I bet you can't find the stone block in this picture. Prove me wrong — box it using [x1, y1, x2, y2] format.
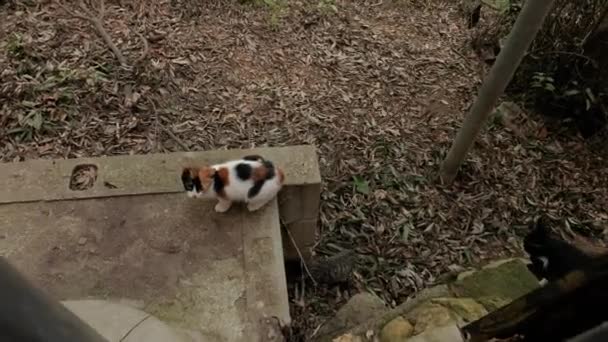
[406, 323, 464, 342]
[380, 316, 414, 342]
[405, 302, 455, 335]
[314, 292, 388, 342]
[450, 259, 539, 306]
[282, 219, 318, 261]
[279, 184, 321, 224]
[279, 183, 321, 262]
[430, 298, 487, 325]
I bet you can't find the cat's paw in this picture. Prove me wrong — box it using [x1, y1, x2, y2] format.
[214, 201, 232, 213]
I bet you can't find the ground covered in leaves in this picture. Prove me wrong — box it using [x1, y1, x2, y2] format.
[1, 0, 608, 340]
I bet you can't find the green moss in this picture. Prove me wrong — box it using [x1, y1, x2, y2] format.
[450, 259, 539, 302]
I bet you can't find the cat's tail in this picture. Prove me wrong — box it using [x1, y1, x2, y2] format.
[242, 155, 265, 162]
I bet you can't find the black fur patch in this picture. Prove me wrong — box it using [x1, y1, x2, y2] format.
[524, 220, 593, 281]
[235, 163, 253, 181]
[181, 169, 202, 192]
[248, 180, 265, 198]
[243, 155, 264, 162]
[247, 160, 277, 199]
[212, 172, 224, 194]
[262, 160, 275, 179]
[181, 170, 193, 191]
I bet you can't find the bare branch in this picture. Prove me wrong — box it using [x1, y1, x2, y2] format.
[134, 30, 149, 64]
[56, 1, 88, 21]
[91, 18, 128, 66]
[77, 0, 94, 19]
[56, 0, 127, 66]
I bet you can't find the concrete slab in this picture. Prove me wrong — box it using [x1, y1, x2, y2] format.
[62, 299, 185, 342]
[0, 184, 289, 341]
[0, 145, 322, 262]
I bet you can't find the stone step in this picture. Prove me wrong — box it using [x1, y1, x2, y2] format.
[0, 146, 322, 341]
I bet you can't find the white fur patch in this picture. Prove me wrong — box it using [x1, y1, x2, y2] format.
[539, 256, 549, 270]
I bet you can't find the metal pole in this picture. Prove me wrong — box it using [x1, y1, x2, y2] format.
[0, 257, 108, 342]
[439, 0, 556, 184]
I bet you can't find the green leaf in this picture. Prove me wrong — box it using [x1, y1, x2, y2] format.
[30, 111, 43, 130]
[21, 100, 37, 108]
[401, 222, 413, 243]
[585, 88, 596, 103]
[563, 89, 580, 96]
[353, 176, 370, 195]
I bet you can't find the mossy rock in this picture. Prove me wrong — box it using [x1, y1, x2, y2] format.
[476, 296, 512, 312]
[431, 297, 488, 323]
[450, 259, 539, 303]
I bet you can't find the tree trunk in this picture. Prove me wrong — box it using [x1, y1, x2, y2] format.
[439, 0, 557, 184]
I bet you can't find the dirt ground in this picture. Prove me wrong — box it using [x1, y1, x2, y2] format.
[1, 0, 608, 340]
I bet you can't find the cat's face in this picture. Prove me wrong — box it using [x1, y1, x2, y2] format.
[181, 166, 215, 198]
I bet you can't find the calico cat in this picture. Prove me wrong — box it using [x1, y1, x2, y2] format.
[181, 155, 285, 213]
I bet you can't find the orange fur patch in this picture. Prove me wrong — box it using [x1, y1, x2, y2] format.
[252, 166, 269, 182]
[217, 167, 230, 186]
[198, 167, 215, 191]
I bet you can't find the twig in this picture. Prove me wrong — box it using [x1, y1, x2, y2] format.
[281, 222, 317, 286]
[161, 126, 189, 151]
[134, 30, 149, 63]
[582, 4, 608, 46]
[56, 0, 128, 66]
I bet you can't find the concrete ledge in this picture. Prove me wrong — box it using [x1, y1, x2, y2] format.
[0, 145, 320, 204]
[62, 299, 185, 342]
[0, 145, 321, 262]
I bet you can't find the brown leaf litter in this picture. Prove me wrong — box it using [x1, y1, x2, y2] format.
[1, 0, 608, 340]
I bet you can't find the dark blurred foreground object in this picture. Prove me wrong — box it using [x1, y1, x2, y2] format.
[567, 322, 608, 342]
[462, 222, 608, 342]
[0, 257, 108, 342]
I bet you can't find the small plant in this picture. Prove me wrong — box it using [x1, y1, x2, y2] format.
[7, 108, 47, 142]
[353, 176, 370, 195]
[318, 0, 338, 14]
[6, 33, 25, 58]
[530, 72, 556, 92]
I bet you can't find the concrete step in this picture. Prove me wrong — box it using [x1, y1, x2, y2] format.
[0, 146, 321, 342]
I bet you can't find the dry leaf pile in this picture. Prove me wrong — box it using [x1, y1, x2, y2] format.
[1, 0, 608, 340]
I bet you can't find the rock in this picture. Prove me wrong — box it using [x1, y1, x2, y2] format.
[476, 296, 511, 312]
[412, 285, 453, 303]
[332, 333, 363, 342]
[450, 258, 539, 307]
[380, 316, 414, 342]
[430, 298, 487, 324]
[406, 323, 464, 342]
[78, 237, 87, 245]
[315, 292, 388, 342]
[406, 303, 455, 335]
[481, 0, 510, 11]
